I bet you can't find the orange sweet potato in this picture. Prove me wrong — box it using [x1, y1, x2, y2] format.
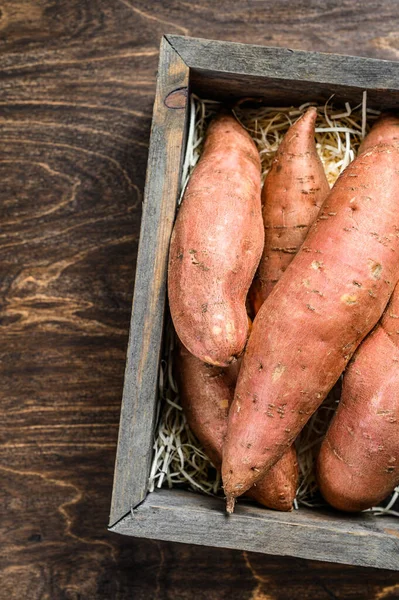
[316, 285, 399, 511]
[316, 115, 399, 512]
[245, 446, 298, 510]
[222, 143, 399, 511]
[177, 342, 298, 510]
[245, 111, 328, 504]
[168, 113, 264, 367]
[177, 342, 237, 469]
[358, 113, 399, 154]
[250, 107, 330, 313]
[245, 108, 329, 501]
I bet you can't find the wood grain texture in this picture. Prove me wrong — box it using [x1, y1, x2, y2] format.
[2, 0, 399, 597]
[168, 34, 399, 109]
[112, 489, 399, 571]
[109, 37, 188, 527]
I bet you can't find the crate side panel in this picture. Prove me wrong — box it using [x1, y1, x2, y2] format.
[166, 35, 399, 109]
[191, 71, 399, 111]
[109, 39, 189, 526]
[168, 35, 399, 92]
[111, 489, 399, 571]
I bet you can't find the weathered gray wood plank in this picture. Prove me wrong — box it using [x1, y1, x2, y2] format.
[168, 35, 399, 109]
[167, 34, 399, 88]
[109, 38, 189, 527]
[111, 488, 399, 571]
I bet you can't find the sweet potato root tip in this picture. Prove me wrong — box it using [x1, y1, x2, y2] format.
[226, 495, 236, 514]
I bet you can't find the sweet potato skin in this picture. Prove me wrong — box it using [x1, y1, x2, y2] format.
[168, 113, 264, 367]
[177, 342, 298, 510]
[246, 111, 327, 505]
[222, 143, 399, 504]
[316, 118, 399, 512]
[245, 445, 298, 510]
[359, 113, 399, 154]
[316, 289, 399, 511]
[177, 342, 236, 469]
[250, 107, 330, 313]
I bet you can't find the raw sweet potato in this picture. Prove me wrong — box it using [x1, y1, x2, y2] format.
[316, 284, 399, 511]
[168, 113, 264, 367]
[222, 143, 399, 511]
[250, 107, 330, 313]
[177, 342, 298, 510]
[358, 113, 399, 154]
[177, 342, 237, 469]
[245, 446, 298, 510]
[245, 111, 328, 504]
[316, 116, 399, 512]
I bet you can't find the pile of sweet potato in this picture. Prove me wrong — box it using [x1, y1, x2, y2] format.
[168, 106, 399, 514]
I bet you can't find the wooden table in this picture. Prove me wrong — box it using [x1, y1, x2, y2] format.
[1, 1, 399, 597]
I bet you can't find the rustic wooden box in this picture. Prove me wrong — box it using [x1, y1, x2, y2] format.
[109, 35, 399, 570]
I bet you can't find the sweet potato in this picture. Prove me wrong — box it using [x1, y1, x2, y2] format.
[316, 115, 399, 512]
[250, 107, 330, 313]
[316, 285, 399, 511]
[245, 109, 328, 508]
[177, 342, 237, 469]
[359, 113, 399, 154]
[245, 111, 328, 504]
[245, 446, 298, 510]
[222, 143, 399, 512]
[177, 342, 298, 510]
[168, 112, 264, 367]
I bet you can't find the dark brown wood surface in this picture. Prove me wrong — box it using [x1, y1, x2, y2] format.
[1, 1, 399, 598]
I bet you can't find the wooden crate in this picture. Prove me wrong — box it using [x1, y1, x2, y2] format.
[109, 35, 399, 570]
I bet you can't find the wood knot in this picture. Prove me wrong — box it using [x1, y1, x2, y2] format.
[164, 87, 188, 109]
